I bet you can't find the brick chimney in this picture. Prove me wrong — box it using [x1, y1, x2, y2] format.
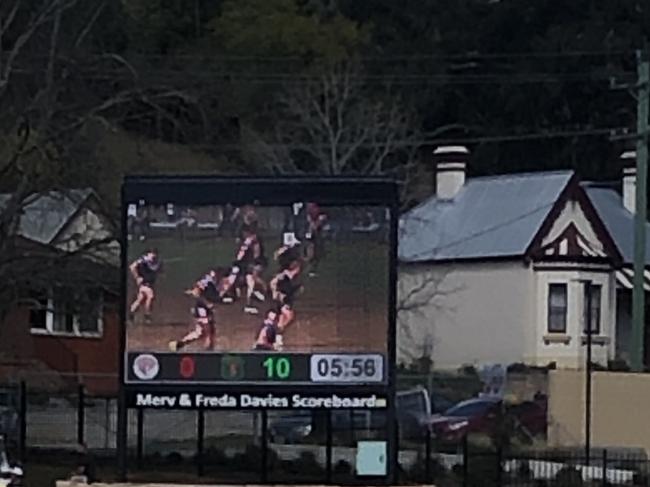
[434, 145, 469, 200]
[621, 149, 636, 214]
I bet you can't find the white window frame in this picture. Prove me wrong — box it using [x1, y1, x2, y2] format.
[29, 289, 104, 338]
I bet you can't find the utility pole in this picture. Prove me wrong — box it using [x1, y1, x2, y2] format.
[632, 47, 649, 372]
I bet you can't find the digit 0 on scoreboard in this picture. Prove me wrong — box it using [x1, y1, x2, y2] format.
[309, 354, 384, 383]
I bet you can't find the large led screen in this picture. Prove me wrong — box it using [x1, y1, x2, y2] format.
[122, 178, 395, 388]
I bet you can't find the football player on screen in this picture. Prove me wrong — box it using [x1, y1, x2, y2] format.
[252, 308, 280, 351]
[128, 248, 161, 324]
[304, 202, 327, 277]
[220, 224, 268, 311]
[270, 238, 303, 350]
[168, 287, 216, 351]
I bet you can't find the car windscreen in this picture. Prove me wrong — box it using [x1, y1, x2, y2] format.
[397, 391, 427, 414]
[444, 401, 495, 417]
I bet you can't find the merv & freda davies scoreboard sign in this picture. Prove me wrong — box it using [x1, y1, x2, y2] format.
[128, 391, 388, 409]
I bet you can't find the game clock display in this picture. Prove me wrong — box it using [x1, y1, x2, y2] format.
[127, 352, 385, 384]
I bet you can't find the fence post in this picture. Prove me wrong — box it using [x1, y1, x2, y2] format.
[196, 410, 205, 477]
[136, 408, 144, 469]
[602, 449, 608, 487]
[77, 384, 85, 445]
[425, 427, 432, 483]
[326, 410, 333, 484]
[18, 381, 27, 462]
[496, 445, 503, 487]
[462, 435, 469, 487]
[260, 410, 268, 483]
[394, 418, 400, 483]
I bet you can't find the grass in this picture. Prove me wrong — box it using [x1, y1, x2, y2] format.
[128, 234, 388, 302]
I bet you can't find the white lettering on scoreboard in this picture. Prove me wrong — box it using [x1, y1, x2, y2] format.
[135, 392, 387, 409]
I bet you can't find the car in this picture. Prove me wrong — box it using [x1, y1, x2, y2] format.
[268, 387, 451, 443]
[268, 410, 379, 444]
[428, 397, 502, 442]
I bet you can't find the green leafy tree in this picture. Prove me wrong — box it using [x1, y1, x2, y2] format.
[209, 0, 368, 62]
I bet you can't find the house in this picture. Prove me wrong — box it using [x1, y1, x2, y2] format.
[398, 146, 650, 370]
[0, 189, 120, 395]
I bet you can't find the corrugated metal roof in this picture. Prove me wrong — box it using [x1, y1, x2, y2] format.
[583, 183, 650, 266]
[0, 189, 94, 244]
[399, 170, 574, 262]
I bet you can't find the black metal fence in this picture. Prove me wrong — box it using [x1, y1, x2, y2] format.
[5, 379, 650, 485]
[397, 434, 649, 486]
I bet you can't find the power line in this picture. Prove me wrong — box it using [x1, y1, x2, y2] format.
[121, 49, 635, 62]
[187, 127, 625, 151]
[19, 69, 632, 86]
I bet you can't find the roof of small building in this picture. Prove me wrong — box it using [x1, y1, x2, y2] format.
[399, 170, 574, 262]
[0, 188, 94, 245]
[582, 183, 650, 265]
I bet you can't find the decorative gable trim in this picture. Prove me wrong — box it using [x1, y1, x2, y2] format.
[526, 175, 622, 264]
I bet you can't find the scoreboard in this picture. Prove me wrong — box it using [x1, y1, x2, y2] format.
[127, 352, 385, 384]
[120, 177, 397, 410]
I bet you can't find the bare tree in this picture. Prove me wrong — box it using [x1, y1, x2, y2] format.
[397, 266, 463, 368]
[242, 63, 421, 183]
[0, 0, 199, 319]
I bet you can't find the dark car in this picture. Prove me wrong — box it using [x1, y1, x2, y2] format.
[268, 410, 379, 444]
[428, 397, 501, 442]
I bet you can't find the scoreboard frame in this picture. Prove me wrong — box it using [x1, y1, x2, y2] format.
[116, 176, 398, 483]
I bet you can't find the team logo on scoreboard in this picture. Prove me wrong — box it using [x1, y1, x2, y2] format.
[133, 354, 160, 380]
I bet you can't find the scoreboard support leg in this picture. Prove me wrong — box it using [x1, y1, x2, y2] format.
[260, 409, 268, 483]
[136, 409, 144, 469]
[326, 410, 333, 484]
[387, 401, 398, 485]
[116, 388, 128, 482]
[196, 410, 205, 477]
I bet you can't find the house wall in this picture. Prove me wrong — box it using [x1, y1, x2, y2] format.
[548, 370, 650, 454]
[397, 260, 535, 369]
[0, 305, 119, 395]
[398, 260, 617, 370]
[532, 264, 616, 368]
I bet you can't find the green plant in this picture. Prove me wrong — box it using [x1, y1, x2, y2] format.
[554, 466, 583, 487]
[333, 459, 352, 475]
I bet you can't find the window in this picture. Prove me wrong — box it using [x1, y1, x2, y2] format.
[29, 288, 103, 337]
[583, 284, 602, 335]
[28, 292, 48, 330]
[547, 283, 567, 333]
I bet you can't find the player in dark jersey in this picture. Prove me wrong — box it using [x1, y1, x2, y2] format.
[269, 255, 303, 350]
[253, 308, 279, 351]
[185, 268, 224, 305]
[128, 249, 161, 324]
[168, 287, 216, 351]
[219, 225, 267, 310]
[241, 226, 268, 314]
[304, 202, 327, 277]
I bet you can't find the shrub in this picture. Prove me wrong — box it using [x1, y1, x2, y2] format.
[333, 459, 352, 475]
[554, 466, 583, 487]
[164, 451, 183, 465]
